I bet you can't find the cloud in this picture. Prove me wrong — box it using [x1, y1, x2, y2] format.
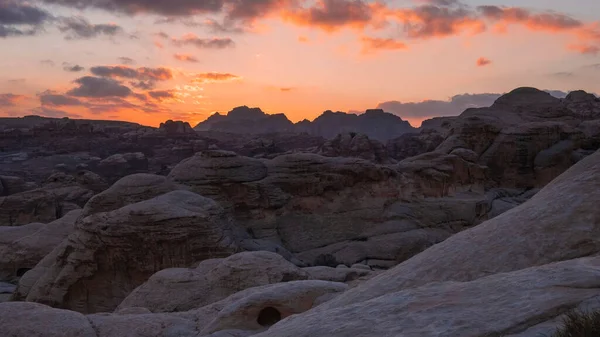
[568, 44, 599, 55]
[7, 78, 26, 84]
[377, 93, 502, 118]
[90, 66, 173, 81]
[147, 90, 179, 102]
[476, 57, 491, 66]
[63, 63, 85, 72]
[118, 57, 135, 65]
[40, 59, 55, 66]
[171, 33, 235, 49]
[39, 92, 84, 106]
[0, 2, 51, 38]
[191, 72, 242, 84]
[280, 87, 294, 92]
[477, 6, 582, 32]
[156, 17, 246, 33]
[0, 93, 26, 106]
[67, 76, 132, 98]
[174, 54, 199, 63]
[283, 0, 382, 32]
[58, 16, 124, 40]
[361, 37, 408, 54]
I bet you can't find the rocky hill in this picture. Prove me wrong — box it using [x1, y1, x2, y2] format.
[194, 106, 415, 141]
[1, 87, 600, 336]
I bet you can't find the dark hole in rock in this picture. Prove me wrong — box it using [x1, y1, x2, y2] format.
[16, 268, 31, 277]
[257, 307, 282, 327]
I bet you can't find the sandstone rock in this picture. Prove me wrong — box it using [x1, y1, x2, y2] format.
[302, 266, 369, 282]
[199, 280, 348, 335]
[0, 302, 96, 337]
[0, 175, 34, 195]
[22, 190, 242, 313]
[0, 210, 81, 281]
[386, 130, 445, 161]
[118, 251, 310, 313]
[0, 185, 92, 227]
[319, 149, 600, 308]
[255, 256, 600, 337]
[81, 173, 182, 217]
[159, 120, 195, 135]
[318, 132, 389, 163]
[97, 152, 148, 182]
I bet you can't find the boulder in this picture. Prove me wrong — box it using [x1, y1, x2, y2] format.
[20, 190, 242, 313]
[302, 266, 370, 283]
[118, 251, 310, 313]
[96, 152, 148, 182]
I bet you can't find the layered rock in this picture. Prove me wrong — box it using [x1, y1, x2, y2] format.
[318, 133, 389, 163]
[19, 190, 243, 313]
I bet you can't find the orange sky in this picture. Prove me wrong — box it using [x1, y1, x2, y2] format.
[1, 0, 599, 127]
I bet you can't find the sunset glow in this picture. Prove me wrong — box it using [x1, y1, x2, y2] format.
[1, 0, 599, 127]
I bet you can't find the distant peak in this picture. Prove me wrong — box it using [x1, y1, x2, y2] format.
[227, 106, 266, 119]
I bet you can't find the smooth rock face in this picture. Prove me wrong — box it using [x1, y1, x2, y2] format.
[0, 302, 96, 337]
[0, 209, 81, 280]
[21, 190, 243, 313]
[255, 257, 600, 337]
[81, 173, 182, 216]
[0, 280, 347, 337]
[319, 149, 600, 308]
[118, 251, 310, 313]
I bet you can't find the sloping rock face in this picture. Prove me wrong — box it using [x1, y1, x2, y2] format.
[118, 251, 310, 313]
[386, 130, 445, 161]
[431, 87, 600, 189]
[19, 190, 243, 313]
[255, 257, 600, 337]
[318, 148, 600, 308]
[0, 210, 81, 281]
[169, 150, 495, 267]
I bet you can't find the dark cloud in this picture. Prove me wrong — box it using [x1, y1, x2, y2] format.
[90, 66, 173, 81]
[419, 0, 460, 6]
[130, 80, 156, 90]
[148, 90, 176, 102]
[118, 57, 135, 65]
[396, 5, 484, 39]
[477, 5, 582, 31]
[39, 92, 84, 106]
[171, 34, 235, 49]
[0, 2, 51, 38]
[63, 63, 85, 72]
[155, 17, 246, 33]
[0, 93, 26, 106]
[377, 93, 502, 118]
[40, 59, 55, 67]
[285, 0, 376, 31]
[67, 76, 132, 98]
[0, 2, 51, 25]
[58, 16, 124, 40]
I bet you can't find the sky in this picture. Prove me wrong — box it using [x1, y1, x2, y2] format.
[0, 0, 599, 127]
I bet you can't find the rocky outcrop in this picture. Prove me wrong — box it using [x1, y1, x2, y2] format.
[118, 251, 310, 313]
[0, 210, 81, 281]
[80, 173, 182, 216]
[96, 152, 148, 182]
[195, 107, 415, 141]
[319, 148, 600, 308]
[318, 133, 389, 163]
[19, 190, 243, 313]
[386, 130, 445, 161]
[158, 120, 195, 135]
[0, 181, 93, 227]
